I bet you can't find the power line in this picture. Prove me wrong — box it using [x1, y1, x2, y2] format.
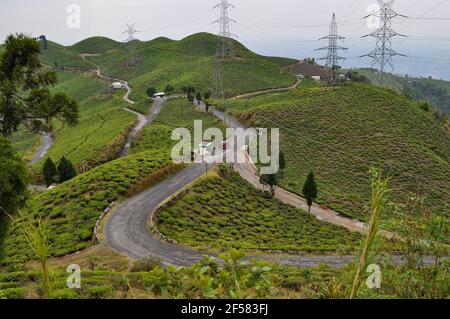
[316, 13, 348, 82]
[213, 0, 236, 99]
[122, 23, 140, 67]
[361, 0, 406, 85]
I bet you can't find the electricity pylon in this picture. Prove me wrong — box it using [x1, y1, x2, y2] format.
[361, 0, 406, 85]
[122, 23, 140, 67]
[316, 13, 347, 83]
[213, 0, 236, 99]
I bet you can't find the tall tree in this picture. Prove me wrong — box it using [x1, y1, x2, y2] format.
[43, 157, 58, 187]
[0, 34, 79, 137]
[164, 84, 174, 94]
[0, 136, 29, 215]
[278, 150, 286, 184]
[260, 173, 278, 198]
[279, 150, 286, 171]
[302, 171, 318, 213]
[146, 87, 157, 98]
[196, 91, 202, 105]
[57, 156, 76, 183]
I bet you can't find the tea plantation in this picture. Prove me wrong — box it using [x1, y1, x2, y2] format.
[214, 83, 450, 223]
[156, 168, 362, 253]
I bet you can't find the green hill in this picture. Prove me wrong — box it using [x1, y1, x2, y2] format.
[215, 83, 450, 225]
[70, 36, 123, 54]
[344, 68, 450, 117]
[40, 33, 298, 100]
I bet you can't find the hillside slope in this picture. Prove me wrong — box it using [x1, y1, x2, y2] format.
[215, 83, 450, 223]
[345, 68, 450, 117]
[39, 33, 298, 100]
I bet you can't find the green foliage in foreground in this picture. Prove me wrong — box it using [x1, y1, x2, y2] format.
[214, 83, 450, 222]
[0, 250, 344, 299]
[2, 246, 446, 299]
[0, 137, 29, 215]
[156, 168, 361, 253]
[1, 150, 177, 261]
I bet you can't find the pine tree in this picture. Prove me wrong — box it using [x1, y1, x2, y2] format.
[58, 156, 77, 183]
[279, 150, 286, 171]
[196, 91, 202, 105]
[43, 158, 58, 187]
[302, 171, 318, 213]
[65, 159, 77, 181]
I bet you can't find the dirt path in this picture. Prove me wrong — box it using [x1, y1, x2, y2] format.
[231, 78, 301, 100]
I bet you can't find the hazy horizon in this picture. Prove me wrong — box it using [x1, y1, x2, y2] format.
[1, 0, 449, 79]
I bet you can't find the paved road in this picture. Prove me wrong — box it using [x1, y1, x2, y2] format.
[29, 132, 53, 165]
[121, 98, 165, 156]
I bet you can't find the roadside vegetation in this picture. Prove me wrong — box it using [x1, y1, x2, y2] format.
[156, 167, 362, 253]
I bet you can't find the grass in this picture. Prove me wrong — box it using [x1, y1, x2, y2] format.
[213, 83, 450, 224]
[155, 167, 361, 253]
[1, 150, 179, 261]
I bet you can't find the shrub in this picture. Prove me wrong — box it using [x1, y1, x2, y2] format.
[130, 257, 161, 272]
[0, 287, 26, 299]
[88, 285, 115, 299]
[51, 288, 80, 299]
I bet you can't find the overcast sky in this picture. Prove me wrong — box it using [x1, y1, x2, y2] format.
[1, 0, 450, 78]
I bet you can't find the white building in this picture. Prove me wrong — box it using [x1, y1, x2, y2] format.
[312, 75, 321, 81]
[153, 92, 166, 98]
[111, 82, 124, 89]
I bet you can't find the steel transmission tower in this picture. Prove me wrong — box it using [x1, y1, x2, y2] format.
[362, 0, 406, 85]
[316, 13, 347, 82]
[213, 0, 236, 98]
[122, 24, 140, 67]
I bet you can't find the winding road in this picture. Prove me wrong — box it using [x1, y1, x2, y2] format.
[104, 95, 397, 268]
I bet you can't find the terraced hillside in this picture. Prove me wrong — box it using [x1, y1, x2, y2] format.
[214, 83, 450, 223]
[345, 68, 450, 117]
[1, 150, 180, 261]
[39, 33, 297, 100]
